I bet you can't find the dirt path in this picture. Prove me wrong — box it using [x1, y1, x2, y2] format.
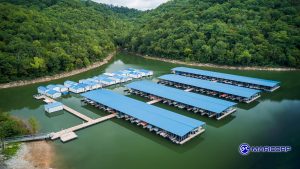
[0, 51, 116, 89]
[140, 54, 297, 71]
[24, 141, 54, 169]
[4, 141, 54, 169]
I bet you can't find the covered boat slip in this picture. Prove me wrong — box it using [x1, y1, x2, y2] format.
[172, 67, 280, 92]
[81, 89, 205, 144]
[126, 81, 237, 120]
[158, 74, 261, 103]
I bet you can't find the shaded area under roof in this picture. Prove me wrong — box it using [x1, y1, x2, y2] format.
[172, 67, 280, 87]
[81, 89, 204, 137]
[158, 74, 260, 98]
[126, 81, 236, 114]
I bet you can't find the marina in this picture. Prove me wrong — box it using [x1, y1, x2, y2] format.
[126, 81, 237, 120]
[158, 74, 261, 103]
[81, 89, 205, 144]
[1, 52, 294, 169]
[172, 67, 280, 92]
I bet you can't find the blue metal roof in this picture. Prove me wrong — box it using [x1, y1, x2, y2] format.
[70, 84, 84, 90]
[127, 81, 236, 114]
[78, 83, 89, 88]
[46, 84, 57, 90]
[81, 89, 205, 137]
[64, 80, 77, 85]
[46, 89, 59, 95]
[172, 67, 280, 87]
[56, 84, 67, 88]
[44, 102, 63, 110]
[38, 86, 47, 91]
[159, 74, 260, 98]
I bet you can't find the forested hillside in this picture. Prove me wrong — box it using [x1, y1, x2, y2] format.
[0, 0, 299, 83]
[0, 0, 139, 83]
[125, 0, 300, 67]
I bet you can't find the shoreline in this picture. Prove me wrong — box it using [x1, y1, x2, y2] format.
[4, 141, 54, 169]
[0, 51, 116, 89]
[138, 54, 297, 71]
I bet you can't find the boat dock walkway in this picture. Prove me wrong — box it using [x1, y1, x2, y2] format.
[37, 95, 93, 121]
[35, 95, 116, 142]
[50, 113, 116, 140]
[3, 133, 52, 143]
[63, 105, 92, 121]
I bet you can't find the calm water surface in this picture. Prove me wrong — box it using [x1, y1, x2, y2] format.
[0, 53, 299, 169]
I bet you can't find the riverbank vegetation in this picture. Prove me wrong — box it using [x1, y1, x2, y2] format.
[125, 0, 300, 68]
[0, 0, 139, 83]
[0, 0, 299, 84]
[0, 113, 39, 149]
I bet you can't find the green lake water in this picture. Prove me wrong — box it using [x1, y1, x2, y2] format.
[0, 52, 299, 169]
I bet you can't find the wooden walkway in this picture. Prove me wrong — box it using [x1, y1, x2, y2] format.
[4, 133, 52, 143]
[39, 95, 92, 121]
[34, 95, 116, 142]
[63, 105, 92, 122]
[51, 114, 116, 140]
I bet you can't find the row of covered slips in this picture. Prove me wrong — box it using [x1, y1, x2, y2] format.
[123, 68, 154, 78]
[37, 84, 68, 98]
[64, 81, 88, 94]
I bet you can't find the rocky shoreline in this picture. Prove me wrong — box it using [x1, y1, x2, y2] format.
[140, 55, 297, 71]
[0, 51, 116, 89]
[3, 141, 54, 169]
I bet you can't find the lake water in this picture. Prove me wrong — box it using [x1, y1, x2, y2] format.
[0, 52, 299, 169]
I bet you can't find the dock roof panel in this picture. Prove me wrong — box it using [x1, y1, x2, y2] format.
[81, 89, 205, 137]
[127, 81, 236, 114]
[159, 74, 260, 98]
[172, 67, 279, 87]
[44, 101, 63, 109]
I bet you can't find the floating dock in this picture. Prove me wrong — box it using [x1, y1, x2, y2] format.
[158, 74, 261, 103]
[126, 81, 237, 120]
[172, 67, 280, 92]
[35, 95, 115, 142]
[81, 89, 205, 144]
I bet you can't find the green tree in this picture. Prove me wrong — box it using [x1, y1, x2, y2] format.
[28, 117, 39, 134]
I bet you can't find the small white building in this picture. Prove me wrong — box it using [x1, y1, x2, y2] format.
[44, 102, 64, 113]
[37, 86, 48, 95]
[64, 80, 77, 87]
[128, 72, 142, 78]
[139, 69, 154, 76]
[69, 84, 85, 93]
[78, 83, 91, 91]
[108, 77, 120, 83]
[101, 78, 116, 85]
[46, 84, 60, 91]
[45, 89, 62, 98]
[56, 84, 68, 93]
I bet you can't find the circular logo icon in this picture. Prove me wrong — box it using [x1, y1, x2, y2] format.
[239, 143, 250, 155]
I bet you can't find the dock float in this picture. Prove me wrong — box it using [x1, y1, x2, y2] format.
[172, 67, 280, 92]
[81, 89, 205, 144]
[126, 81, 237, 120]
[35, 94, 116, 142]
[158, 74, 261, 103]
[50, 114, 116, 141]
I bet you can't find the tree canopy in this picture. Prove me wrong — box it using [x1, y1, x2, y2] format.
[0, 0, 299, 83]
[0, 0, 138, 83]
[125, 0, 300, 68]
